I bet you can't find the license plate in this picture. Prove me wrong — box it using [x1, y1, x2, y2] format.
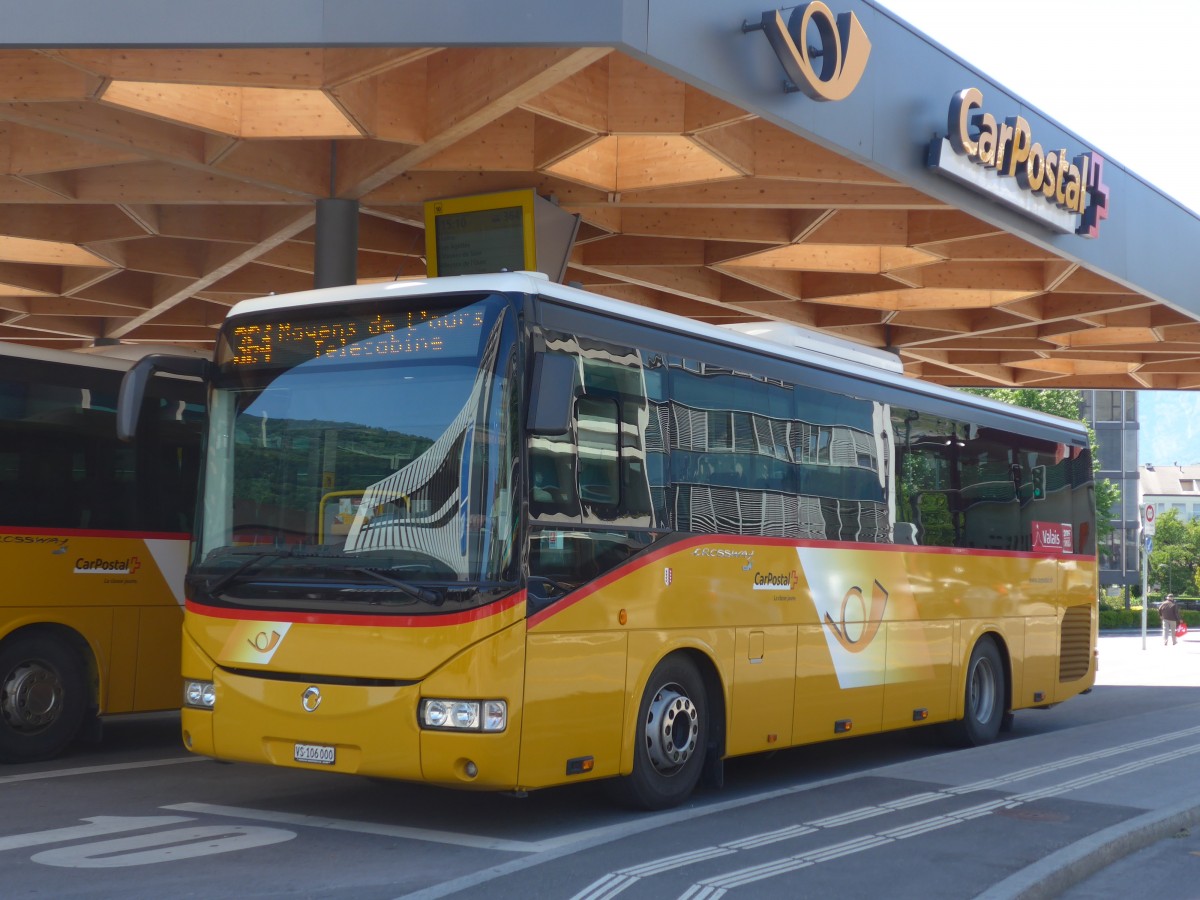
[294, 742, 336, 765]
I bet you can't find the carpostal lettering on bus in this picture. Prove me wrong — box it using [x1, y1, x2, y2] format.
[948, 87, 1098, 216]
[752, 570, 798, 591]
[74, 557, 140, 575]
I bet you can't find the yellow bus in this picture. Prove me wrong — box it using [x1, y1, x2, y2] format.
[135, 272, 1095, 808]
[0, 343, 204, 762]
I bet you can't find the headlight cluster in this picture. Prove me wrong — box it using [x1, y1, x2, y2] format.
[419, 698, 506, 732]
[184, 680, 216, 709]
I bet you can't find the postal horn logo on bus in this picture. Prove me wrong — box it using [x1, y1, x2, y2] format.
[248, 630, 283, 654]
[929, 87, 1111, 238]
[74, 556, 140, 575]
[747, 2, 871, 101]
[824, 580, 889, 653]
[221, 621, 291, 665]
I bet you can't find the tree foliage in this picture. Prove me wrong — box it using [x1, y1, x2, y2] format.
[1137, 507, 1200, 595]
[963, 387, 1116, 540]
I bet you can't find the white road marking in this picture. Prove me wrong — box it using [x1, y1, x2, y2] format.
[163, 802, 545, 853]
[0, 816, 194, 852]
[31, 824, 295, 868]
[676, 740, 1200, 898]
[0, 756, 205, 786]
[567, 724, 1200, 900]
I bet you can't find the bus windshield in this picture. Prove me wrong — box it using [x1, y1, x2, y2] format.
[191, 291, 520, 611]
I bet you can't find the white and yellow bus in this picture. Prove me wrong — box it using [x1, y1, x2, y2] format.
[0, 343, 204, 762]
[137, 272, 1095, 808]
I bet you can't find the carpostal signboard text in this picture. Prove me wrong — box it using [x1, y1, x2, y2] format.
[928, 87, 1110, 238]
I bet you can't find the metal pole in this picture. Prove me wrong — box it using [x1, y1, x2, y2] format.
[314, 198, 359, 289]
[1141, 535, 1149, 650]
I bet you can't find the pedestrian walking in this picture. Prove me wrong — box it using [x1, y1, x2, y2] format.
[1159, 593, 1181, 646]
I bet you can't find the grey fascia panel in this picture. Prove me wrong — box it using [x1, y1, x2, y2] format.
[0, 0, 646, 48]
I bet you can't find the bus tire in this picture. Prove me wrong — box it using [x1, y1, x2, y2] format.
[942, 637, 1006, 748]
[607, 655, 708, 810]
[0, 634, 87, 763]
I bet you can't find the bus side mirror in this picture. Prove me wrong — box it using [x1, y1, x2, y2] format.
[527, 352, 578, 436]
[117, 354, 211, 442]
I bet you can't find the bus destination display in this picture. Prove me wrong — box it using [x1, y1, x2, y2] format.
[227, 308, 487, 369]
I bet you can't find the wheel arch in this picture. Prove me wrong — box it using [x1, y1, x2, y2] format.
[957, 628, 1012, 719]
[619, 643, 727, 776]
[0, 622, 100, 714]
[977, 630, 1013, 720]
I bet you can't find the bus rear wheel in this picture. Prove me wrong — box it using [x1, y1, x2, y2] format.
[607, 655, 708, 810]
[0, 635, 87, 763]
[942, 637, 1006, 748]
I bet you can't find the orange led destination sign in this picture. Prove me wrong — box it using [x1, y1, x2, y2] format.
[226, 308, 487, 369]
[929, 88, 1110, 238]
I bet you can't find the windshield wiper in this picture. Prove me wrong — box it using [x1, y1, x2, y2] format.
[360, 568, 442, 605]
[206, 551, 286, 596]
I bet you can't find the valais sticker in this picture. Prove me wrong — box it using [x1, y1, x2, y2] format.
[1031, 521, 1073, 554]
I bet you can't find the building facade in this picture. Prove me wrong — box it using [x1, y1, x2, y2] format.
[1140, 462, 1200, 522]
[1080, 390, 1140, 590]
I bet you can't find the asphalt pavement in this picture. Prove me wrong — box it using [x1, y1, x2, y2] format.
[980, 629, 1200, 899]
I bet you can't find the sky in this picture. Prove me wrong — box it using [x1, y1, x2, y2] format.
[875, 0, 1200, 465]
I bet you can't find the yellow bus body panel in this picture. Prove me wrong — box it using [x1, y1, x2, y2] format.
[184, 600, 528, 787]
[186, 536, 1096, 792]
[526, 537, 1095, 780]
[0, 530, 186, 714]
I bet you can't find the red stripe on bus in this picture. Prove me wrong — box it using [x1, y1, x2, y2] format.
[0, 525, 190, 540]
[185, 592, 525, 629]
[525, 533, 1097, 630]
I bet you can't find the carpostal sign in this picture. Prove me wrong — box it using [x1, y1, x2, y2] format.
[928, 87, 1111, 238]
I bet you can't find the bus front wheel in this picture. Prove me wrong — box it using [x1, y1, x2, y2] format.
[0, 634, 87, 763]
[607, 655, 708, 810]
[942, 637, 1006, 748]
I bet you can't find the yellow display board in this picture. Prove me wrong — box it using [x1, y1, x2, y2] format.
[424, 189, 579, 281]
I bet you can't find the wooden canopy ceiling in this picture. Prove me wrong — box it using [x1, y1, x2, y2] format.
[0, 45, 1196, 389]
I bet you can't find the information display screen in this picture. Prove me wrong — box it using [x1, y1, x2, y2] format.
[433, 205, 526, 276]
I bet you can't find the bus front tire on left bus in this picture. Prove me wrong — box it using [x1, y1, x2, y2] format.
[607, 654, 709, 811]
[0, 634, 88, 763]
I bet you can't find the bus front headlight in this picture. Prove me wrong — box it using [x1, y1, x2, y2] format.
[184, 680, 216, 709]
[419, 698, 506, 732]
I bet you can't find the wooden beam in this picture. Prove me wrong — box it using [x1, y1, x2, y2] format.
[0, 53, 102, 102]
[580, 235, 707, 267]
[607, 54, 685, 135]
[70, 162, 308, 203]
[618, 207, 792, 243]
[50, 48, 329, 89]
[617, 178, 944, 209]
[340, 47, 611, 200]
[521, 56, 608, 132]
[107, 208, 314, 338]
[753, 120, 894, 183]
[805, 210, 908, 246]
[213, 140, 334, 196]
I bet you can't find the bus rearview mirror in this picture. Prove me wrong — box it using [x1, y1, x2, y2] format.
[117, 354, 211, 442]
[527, 352, 578, 436]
